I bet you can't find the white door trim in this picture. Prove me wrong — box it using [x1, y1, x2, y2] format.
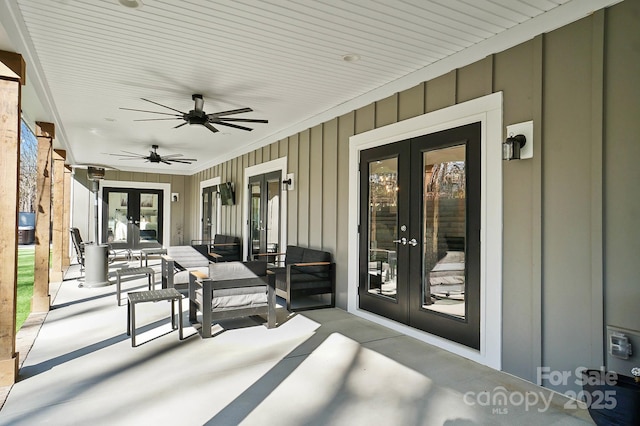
[242, 157, 288, 261]
[348, 92, 503, 370]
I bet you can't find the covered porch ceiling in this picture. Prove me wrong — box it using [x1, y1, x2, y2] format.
[0, 0, 619, 175]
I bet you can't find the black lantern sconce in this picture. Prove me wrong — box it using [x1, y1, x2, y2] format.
[503, 134, 527, 161]
[282, 173, 295, 191]
[503, 121, 534, 161]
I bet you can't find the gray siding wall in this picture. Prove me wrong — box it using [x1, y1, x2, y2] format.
[604, 1, 640, 361]
[176, 1, 637, 392]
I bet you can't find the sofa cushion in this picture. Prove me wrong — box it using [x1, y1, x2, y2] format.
[208, 261, 266, 281]
[174, 267, 208, 285]
[196, 285, 267, 310]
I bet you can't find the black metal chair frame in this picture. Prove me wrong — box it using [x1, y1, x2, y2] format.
[188, 262, 276, 338]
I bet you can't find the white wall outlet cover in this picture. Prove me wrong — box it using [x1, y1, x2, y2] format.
[506, 120, 533, 159]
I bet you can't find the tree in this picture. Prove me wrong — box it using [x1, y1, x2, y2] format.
[19, 120, 38, 213]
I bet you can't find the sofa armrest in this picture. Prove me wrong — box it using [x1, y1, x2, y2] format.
[161, 255, 175, 289]
[252, 252, 286, 265]
[188, 271, 202, 322]
[291, 261, 331, 267]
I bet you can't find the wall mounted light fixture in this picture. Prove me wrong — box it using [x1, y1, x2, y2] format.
[87, 166, 105, 181]
[503, 134, 526, 160]
[282, 173, 295, 191]
[504, 121, 534, 161]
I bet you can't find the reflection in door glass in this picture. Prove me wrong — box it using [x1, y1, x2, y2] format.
[266, 178, 280, 254]
[368, 158, 398, 299]
[108, 192, 128, 243]
[423, 145, 466, 319]
[250, 182, 261, 258]
[202, 187, 217, 241]
[139, 193, 159, 243]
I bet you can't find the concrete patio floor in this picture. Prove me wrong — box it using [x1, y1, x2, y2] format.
[0, 259, 595, 425]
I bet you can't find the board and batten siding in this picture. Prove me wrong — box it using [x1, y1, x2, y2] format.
[181, 1, 637, 394]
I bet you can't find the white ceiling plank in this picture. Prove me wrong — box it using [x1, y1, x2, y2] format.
[0, 0, 619, 173]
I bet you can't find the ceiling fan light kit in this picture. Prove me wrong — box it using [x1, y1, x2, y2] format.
[120, 94, 268, 133]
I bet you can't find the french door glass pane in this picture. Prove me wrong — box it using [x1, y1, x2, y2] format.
[108, 192, 128, 243]
[203, 190, 211, 241]
[202, 187, 217, 241]
[250, 182, 261, 258]
[266, 178, 280, 253]
[139, 193, 159, 243]
[422, 145, 466, 319]
[368, 158, 399, 299]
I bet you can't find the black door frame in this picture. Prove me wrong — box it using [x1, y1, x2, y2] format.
[358, 122, 481, 349]
[248, 171, 281, 260]
[102, 187, 164, 249]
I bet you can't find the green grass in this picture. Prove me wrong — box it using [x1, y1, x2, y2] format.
[17, 246, 35, 331]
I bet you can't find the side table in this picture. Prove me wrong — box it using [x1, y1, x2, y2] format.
[140, 247, 168, 267]
[127, 288, 183, 347]
[116, 267, 155, 306]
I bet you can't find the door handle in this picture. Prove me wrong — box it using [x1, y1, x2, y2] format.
[408, 238, 418, 247]
[392, 237, 407, 245]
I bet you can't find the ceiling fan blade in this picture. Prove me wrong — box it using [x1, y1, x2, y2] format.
[208, 107, 253, 117]
[215, 121, 254, 131]
[109, 153, 144, 158]
[119, 107, 182, 117]
[173, 122, 188, 129]
[161, 160, 172, 165]
[170, 157, 197, 161]
[217, 117, 269, 123]
[162, 153, 184, 158]
[117, 157, 149, 161]
[167, 159, 195, 164]
[204, 123, 219, 133]
[141, 98, 186, 114]
[133, 118, 183, 122]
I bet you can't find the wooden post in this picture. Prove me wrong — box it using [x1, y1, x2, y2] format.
[0, 50, 25, 386]
[50, 149, 66, 282]
[32, 122, 54, 313]
[62, 168, 72, 268]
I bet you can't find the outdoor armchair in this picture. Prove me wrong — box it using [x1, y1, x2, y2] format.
[188, 261, 276, 338]
[264, 245, 335, 311]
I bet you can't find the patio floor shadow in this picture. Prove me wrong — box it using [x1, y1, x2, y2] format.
[0, 261, 594, 425]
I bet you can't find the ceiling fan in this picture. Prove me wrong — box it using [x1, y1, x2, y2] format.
[120, 94, 268, 133]
[109, 145, 197, 165]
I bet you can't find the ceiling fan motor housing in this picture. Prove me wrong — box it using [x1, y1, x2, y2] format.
[186, 112, 208, 125]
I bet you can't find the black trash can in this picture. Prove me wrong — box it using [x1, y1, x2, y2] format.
[18, 226, 35, 244]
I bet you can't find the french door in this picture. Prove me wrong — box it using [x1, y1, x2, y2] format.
[248, 171, 281, 261]
[103, 188, 163, 250]
[202, 185, 218, 241]
[358, 122, 481, 349]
